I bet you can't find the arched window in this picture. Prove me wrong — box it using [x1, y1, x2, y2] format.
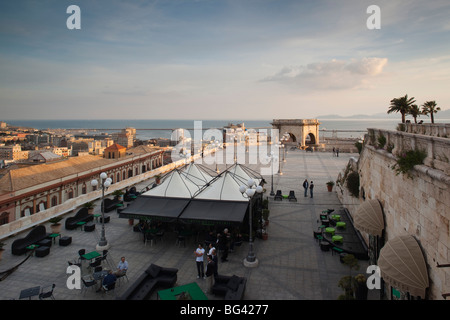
[0, 212, 9, 226]
[51, 196, 58, 207]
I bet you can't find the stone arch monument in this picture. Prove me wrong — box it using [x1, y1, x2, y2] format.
[271, 119, 320, 148]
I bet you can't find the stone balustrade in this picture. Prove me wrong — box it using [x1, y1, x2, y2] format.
[367, 128, 450, 175]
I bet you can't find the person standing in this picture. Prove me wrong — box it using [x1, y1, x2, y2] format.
[194, 243, 205, 279]
[302, 179, 309, 197]
[221, 229, 230, 262]
[211, 248, 219, 279]
[310, 181, 314, 198]
[205, 255, 216, 293]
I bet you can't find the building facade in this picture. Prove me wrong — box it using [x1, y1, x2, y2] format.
[0, 145, 165, 226]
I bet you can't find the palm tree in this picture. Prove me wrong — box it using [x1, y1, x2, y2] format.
[387, 94, 416, 123]
[409, 104, 422, 123]
[421, 100, 441, 124]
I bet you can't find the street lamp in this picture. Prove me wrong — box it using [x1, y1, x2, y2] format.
[266, 151, 277, 196]
[281, 133, 289, 162]
[278, 143, 284, 175]
[214, 140, 222, 173]
[91, 172, 112, 250]
[239, 179, 263, 268]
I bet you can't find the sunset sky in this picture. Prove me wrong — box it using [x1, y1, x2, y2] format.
[1, 0, 449, 120]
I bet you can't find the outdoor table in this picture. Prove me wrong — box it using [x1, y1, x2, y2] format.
[26, 244, 39, 255]
[157, 282, 207, 300]
[19, 286, 41, 300]
[332, 235, 343, 244]
[336, 222, 346, 229]
[93, 270, 108, 281]
[331, 215, 341, 221]
[76, 221, 86, 230]
[48, 233, 61, 244]
[325, 227, 335, 236]
[82, 251, 101, 261]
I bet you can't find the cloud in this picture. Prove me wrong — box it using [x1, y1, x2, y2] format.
[262, 57, 388, 91]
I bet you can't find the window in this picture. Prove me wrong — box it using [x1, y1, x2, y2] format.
[0, 212, 9, 226]
[51, 196, 58, 207]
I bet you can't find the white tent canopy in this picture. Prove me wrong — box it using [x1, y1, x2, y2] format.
[142, 170, 201, 198]
[180, 163, 214, 186]
[194, 171, 248, 202]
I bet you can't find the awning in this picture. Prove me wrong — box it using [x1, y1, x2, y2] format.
[178, 199, 249, 225]
[378, 235, 429, 297]
[118, 196, 190, 222]
[353, 199, 384, 236]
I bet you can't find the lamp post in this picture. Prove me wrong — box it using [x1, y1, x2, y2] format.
[240, 179, 263, 268]
[91, 172, 112, 250]
[266, 151, 277, 196]
[214, 140, 221, 173]
[281, 133, 289, 162]
[278, 143, 284, 175]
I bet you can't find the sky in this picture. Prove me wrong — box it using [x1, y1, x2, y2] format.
[1, 0, 450, 120]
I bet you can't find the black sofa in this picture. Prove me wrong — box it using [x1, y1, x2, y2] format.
[65, 207, 94, 230]
[212, 274, 246, 300]
[118, 263, 178, 300]
[11, 225, 51, 255]
[102, 198, 122, 213]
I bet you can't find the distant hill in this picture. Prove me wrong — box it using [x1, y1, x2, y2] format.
[317, 108, 450, 120]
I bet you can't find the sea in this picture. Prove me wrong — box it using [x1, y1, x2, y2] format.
[4, 118, 418, 140]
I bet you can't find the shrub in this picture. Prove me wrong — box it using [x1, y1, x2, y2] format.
[377, 134, 386, 149]
[346, 172, 360, 198]
[392, 149, 427, 178]
[354, 141, 363, 154]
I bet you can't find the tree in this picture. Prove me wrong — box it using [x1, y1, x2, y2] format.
[421, 100, 441, 124]
[408, 104, 422, 123]
[387, 94, 416, 123]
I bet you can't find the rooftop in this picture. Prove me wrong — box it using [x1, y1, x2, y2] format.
[0, 148, 377, 303]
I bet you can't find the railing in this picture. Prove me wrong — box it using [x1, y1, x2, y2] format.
[366, 128, 450, 175]
[404, 123, 450, 138]
[0, 149, 214, 240]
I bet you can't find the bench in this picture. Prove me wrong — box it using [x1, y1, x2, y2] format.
[211, 274, 247, 300]
[11, 225, 51, 255]
[102, 198, 122, 213]
[117, 264, 178, 300]
[65, 207, 94, 230]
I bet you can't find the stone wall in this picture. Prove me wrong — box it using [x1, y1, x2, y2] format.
[337, 130, 450, 300]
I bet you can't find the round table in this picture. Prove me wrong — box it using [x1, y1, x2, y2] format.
[336, 221, 346, 229]
[325, 227, 335, 236]
[332, 235, 343, 243]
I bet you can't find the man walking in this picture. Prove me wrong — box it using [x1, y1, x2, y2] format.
[302, 179, 309, 197]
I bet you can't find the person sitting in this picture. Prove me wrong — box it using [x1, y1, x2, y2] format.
[98, 270, 117, 292]
[114, 256, 128, 277]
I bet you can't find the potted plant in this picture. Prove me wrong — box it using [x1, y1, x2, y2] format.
[112, 189, 124, 201]
[155, 174, 161, 184]
[261, 228, 268, 240]
[0, 242, 5, 260]
[354, 274, 368, 300]
[49, 216, 63, 234]
[83, 201, 96, 214]
[326, 181, 335, 192]
[262, 209, 270, 226]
